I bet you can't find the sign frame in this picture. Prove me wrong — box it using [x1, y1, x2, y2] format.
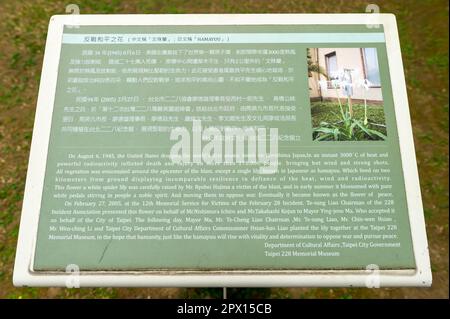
[13, 13, 431, 287]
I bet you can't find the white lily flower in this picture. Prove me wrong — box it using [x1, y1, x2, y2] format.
[318, 80, 328, 92]
[336, 69, 345, 81]
[331, 79, 340, 88]
[356, 78, 372, 90]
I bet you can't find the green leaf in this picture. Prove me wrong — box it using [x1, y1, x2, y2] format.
[365, 128, 387, 140]
[333, 128, 339, 140]
[313, 127, 336, 134]
[315, 134, 333, 141]
[353, 119, 373, 138]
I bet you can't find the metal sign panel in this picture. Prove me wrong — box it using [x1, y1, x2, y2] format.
[13, 14, 431, 287]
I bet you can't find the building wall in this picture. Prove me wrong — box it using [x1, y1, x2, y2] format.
[308, 48, 322, 99]
[308, 48, 383, 102]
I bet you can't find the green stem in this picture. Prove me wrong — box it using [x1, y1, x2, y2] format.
[363, 90, 368, 125]
[334, 86, 344, 118]
[348, 96, 353, 118]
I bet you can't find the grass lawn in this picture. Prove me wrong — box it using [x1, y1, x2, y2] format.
[311, 101, 387, 141]
[0, 0, 448, 299]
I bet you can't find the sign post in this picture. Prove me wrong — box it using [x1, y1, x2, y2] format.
[13, 14, 431, 287]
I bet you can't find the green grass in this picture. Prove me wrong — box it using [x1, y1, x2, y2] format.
[311, 101, 387, 140]
[311, 102, 386, 128]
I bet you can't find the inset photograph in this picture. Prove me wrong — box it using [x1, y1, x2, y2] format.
[308, 48, 387, 141]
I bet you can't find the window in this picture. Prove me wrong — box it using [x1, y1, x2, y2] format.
[362, 48, 381, 86]
[325, 51, 338, 79]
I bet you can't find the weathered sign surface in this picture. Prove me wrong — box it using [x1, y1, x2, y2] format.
[13, 14, 431, 287]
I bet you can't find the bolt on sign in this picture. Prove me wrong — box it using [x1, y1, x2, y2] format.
[14, 14, 431, 287]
